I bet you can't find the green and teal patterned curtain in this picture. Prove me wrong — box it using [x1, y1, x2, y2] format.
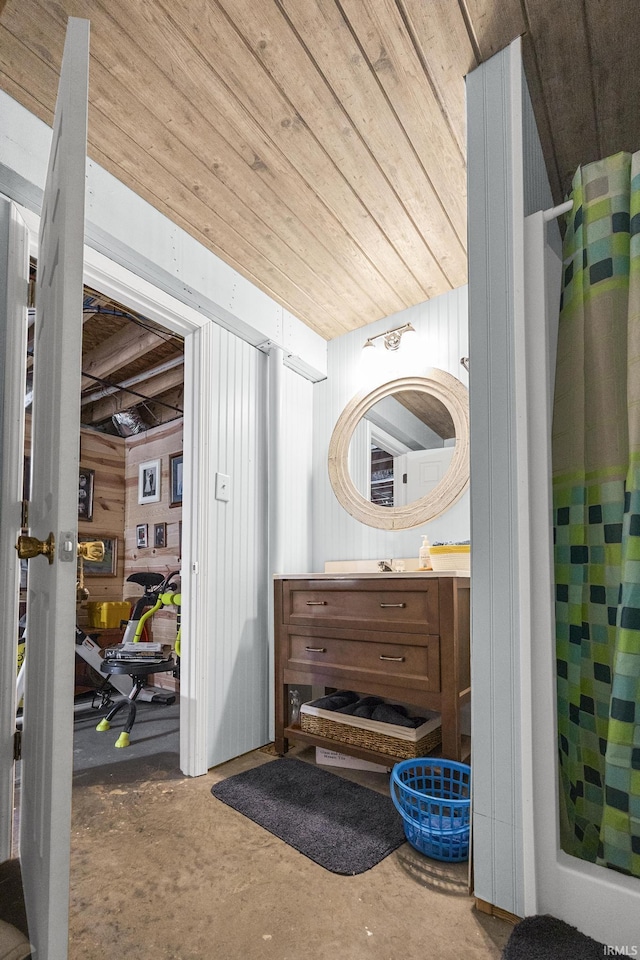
[553, 151, 640, 878]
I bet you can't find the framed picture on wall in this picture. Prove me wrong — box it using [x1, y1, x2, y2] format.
[78, 467, 95, 520]
[138, 459, 161, 504]
[78, 535, 117, 577]
[170, 453, 183, 507]
[136, 524, 148, 549]
[154, 522, 166, 548]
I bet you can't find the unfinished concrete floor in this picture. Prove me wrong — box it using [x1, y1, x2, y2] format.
[68, 709, 513, 960]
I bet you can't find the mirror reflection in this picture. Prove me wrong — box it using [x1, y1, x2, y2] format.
[350, 391, 457, 508]
[327, 369, 469, 531]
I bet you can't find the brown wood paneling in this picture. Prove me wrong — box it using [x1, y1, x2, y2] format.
[76, 429, 126, 617]
[124, 420, 183, 647]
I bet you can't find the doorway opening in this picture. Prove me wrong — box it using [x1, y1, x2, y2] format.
[15, 271, 187, 854]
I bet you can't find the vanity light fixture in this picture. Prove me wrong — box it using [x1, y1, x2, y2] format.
[363, 322, 416, 352]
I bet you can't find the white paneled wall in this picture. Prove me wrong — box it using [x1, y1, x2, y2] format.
[467, 40, 525, 918]
[191, 327, 313, 768]
[192, 322, 270, 768]
[278, 365, 314, 574]
[466, 37, 560, 920]
[312, 287, 469, 570]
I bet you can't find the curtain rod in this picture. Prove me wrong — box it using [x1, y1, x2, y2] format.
[543, 200, 573, 222]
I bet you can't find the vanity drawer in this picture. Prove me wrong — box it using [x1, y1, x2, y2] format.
[282, 579, 439, 634]
[286, 630, 441, 691]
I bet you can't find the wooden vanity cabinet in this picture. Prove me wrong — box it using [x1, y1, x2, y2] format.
[274, 573, 470, 764]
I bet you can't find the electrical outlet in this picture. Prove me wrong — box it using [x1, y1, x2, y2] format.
[215, 472, 230, 502]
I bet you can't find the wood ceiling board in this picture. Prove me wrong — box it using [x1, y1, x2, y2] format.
[207, 0, 451, 301]
[461, 0, 525, 60]
[88, 0, 396, 327]
[585, 0, 640, 170]
[0, 10, 352, 338]
[179, 0, 436, 315]
[98, 0, 411, 322]
[0, 21, 346, 339]
[395, 388, 455, 439]
[5, 3, 369, 335]
[339, 0, 467, 242]
[400, 0, 477, 156]
[520, 0, 599, 198]
[461, 0, 564, 200]
[0, 29, 56, 122]
[4, 0, 636, 345]
[81, 313, 126, 351]
[277, 0, 467, 288]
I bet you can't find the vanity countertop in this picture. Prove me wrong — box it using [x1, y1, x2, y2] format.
[273, 571, 469, 580]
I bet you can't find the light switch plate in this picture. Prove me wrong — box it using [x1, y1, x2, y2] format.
[215, 472, 230, 502]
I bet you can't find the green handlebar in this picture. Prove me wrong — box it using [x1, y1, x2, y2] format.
[132, 591, 182, 648]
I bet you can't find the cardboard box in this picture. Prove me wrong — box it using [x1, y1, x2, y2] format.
[315, 747, 389, 773]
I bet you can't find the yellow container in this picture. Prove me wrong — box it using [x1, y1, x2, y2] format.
[429, 544, 471, 573]
[86, 601, 131, 629]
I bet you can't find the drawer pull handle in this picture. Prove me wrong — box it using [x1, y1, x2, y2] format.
[306, 601, 327, 605]
[305, 646, 326, 653]
[379, 602, 406, 608]
[379, 655, 405, 662]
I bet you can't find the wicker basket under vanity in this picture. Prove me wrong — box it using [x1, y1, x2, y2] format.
[300, 701, 442, 761]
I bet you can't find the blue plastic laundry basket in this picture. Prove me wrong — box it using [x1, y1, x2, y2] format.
[390, 758, 471, 862]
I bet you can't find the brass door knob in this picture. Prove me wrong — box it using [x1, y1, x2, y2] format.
[16, 533, 55, 564]
[77, 540, 105, 562]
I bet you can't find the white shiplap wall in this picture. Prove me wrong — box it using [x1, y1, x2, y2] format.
[197, 324, 269, 766]
[193, 327, 314, 768]
[467, 39, 524, 919]
[278, 365, 314, 575]
[466, 37, 556, 919]
[312, 287, 469, 570]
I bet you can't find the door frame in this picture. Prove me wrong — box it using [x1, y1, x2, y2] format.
[0, 199, 29, 861]
[19, 204, 210, 777]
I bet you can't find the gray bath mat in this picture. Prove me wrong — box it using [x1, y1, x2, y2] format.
[502, 914, 606, 959]
[210, 757, 405, 874]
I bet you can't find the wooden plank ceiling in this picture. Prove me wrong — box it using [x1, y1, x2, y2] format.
[2, 1, 640, 343]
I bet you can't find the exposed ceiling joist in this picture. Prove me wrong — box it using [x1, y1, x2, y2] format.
[83, 363, 185, 424]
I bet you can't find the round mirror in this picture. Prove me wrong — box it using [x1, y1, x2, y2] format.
[328, 370, 469, 530]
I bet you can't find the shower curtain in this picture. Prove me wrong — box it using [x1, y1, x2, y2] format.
[553, 150, 640, 878]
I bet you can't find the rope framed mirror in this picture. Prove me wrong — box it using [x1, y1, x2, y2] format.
[327, 369, 469, 530]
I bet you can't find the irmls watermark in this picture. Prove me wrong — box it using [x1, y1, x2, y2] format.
[603, 947, 638, 957]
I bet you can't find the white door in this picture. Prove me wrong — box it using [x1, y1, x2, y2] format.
[0, 200, 29, 861]
[18, 18, 89, 960]
[403, 445, 454, 505]
[525, 211, 640, 944]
